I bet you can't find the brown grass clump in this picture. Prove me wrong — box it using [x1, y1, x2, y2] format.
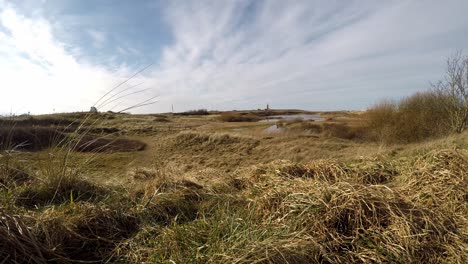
[252, 176, 466, 263]
[35, 202, 139, 262]
[128, 168, 206, 225]
[350, 160, 398, 184]
[0, 203, 140, 263]
[313, 183, 462, 263]
[0, 208, 55, 263]
[399, 150, 467, 212]
[275, 160, 349, 182]
[276, 159, 398, 185]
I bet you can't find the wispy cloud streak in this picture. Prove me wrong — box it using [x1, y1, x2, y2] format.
[1, 0, 468, 114]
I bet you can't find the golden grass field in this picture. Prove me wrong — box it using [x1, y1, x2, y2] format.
[1, 110, 467, 263]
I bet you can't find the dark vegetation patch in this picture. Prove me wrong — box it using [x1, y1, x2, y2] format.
[84, 127, 121, 135]
[74, 136, 146, 152]
[0, 126, 134, 153]
[0, 126, 65, 151]
[136, 193, 202, 225]
[175, 109, 211, 116]
[0, 117, 76, 128]
[0, 164, 31, 189]
[322, 123, 366, 140]
[154, 117, 171, 122]
[219, 112, 262, 122]
[16, 176, 109, 208]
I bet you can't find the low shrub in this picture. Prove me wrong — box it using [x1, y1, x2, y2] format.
[365, 90, 455, 143]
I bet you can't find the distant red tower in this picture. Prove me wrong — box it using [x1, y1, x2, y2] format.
[266, 104, 270, 111]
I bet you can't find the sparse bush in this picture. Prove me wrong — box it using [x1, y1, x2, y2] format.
[365, 52, 468, 143]
[432, 51, 468, 133]
[366, 91, 454, 143]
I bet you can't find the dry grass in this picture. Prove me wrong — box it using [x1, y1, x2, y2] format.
[0, 111, 467, 263]
[0, 208, 54, 264]
[1, 146, 467, 263]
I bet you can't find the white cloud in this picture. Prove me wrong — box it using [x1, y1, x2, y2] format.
[87, 29, 107, 48]
[144, 0, 468, 112]
[1, 0, 468, 114]
[0, 6, 148, 114]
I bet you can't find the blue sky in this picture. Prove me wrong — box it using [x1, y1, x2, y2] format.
[1, 0, 468, 114]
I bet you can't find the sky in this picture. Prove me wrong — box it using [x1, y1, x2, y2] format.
[1, 0, 468, 114]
